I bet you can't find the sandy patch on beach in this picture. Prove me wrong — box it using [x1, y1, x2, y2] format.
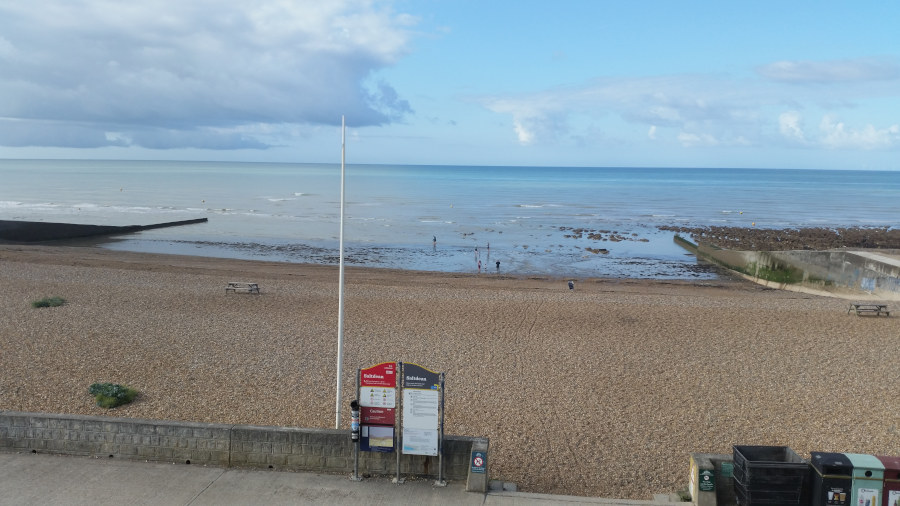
[1, 245, 898, 499]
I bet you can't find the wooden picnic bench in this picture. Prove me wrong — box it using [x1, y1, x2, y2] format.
[848, 303, 889, 316]
[226, 282, 260, 294]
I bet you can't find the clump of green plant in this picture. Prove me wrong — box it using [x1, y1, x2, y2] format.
[88, 382, 138, 409]
[31, 296, 66, 308]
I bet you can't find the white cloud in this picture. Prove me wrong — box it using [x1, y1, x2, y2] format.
[479, 75, 761, 148]
[758, 58, 900, 83]
[819, 115, 900, 150]
[513, 120, 536, 145]
[0, 0, 416, 150]
[677, 132, 719, 148]
[478, 64, 900, 154]
[778, 111, 806, 143]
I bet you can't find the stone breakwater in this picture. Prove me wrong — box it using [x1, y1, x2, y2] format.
[1, 245, 899, 500]
[660, 225, 900, 251]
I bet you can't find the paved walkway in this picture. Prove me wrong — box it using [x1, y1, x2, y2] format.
[0, 451, 677, 505]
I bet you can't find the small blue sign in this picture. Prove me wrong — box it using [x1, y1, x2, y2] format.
[471, 451, 486, 474]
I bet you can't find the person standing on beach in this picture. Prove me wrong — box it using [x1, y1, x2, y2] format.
[495, 260, 500, 272]
[433, 235, 436, 251]
[478, 260, 482, 273]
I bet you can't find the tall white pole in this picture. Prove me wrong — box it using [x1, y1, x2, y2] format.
[335, 116, 346, 429]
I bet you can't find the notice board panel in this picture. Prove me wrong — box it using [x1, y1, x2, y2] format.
[402, 388, 439, 430]
[402, 428, 438, 456]
[360, 386, 396, 408]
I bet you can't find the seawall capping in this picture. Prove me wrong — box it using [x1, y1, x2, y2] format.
[3, 411, 233, 432]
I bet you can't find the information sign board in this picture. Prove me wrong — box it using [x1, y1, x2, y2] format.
[471, 451, 487, 474]
[358, 362, 398, 454]
[698, 469, 715, 492]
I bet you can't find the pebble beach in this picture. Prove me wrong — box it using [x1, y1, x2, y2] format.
[2, 244, 899, 500]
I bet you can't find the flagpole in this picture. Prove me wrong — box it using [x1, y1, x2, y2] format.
[335, 116, 346, 429]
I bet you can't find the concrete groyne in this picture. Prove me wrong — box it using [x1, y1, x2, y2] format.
[0, 218, 207, 243]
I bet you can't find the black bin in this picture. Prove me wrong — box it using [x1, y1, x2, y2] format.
[809, 452, 852, 506]
[733, 445, 809, 505]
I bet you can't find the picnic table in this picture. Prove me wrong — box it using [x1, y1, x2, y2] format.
[847, 303, 890, 316]
[226, 282, 260, 295]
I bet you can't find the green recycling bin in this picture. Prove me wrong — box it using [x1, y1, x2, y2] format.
[846, 453, 884, 506]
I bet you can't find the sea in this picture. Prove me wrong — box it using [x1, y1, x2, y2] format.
[1, 159, 898, 279]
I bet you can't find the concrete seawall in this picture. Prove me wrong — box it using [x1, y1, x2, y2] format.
[0, 411, 489, 491]
[676, 236, 900, 300]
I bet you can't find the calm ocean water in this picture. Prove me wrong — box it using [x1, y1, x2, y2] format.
[2, 159, 898, 278]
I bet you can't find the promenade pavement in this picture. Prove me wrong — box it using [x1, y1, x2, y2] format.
[0, 451, 678, 506]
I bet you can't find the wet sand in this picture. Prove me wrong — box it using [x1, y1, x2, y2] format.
[1, 245, 898, 499]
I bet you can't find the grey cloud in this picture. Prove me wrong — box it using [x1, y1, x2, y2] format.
[0, 119, 120, 148]
[0, 1, 415, 150]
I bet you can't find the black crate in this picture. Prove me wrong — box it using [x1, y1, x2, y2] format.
[735, 483, 804, 505]
[733, 446, 809, 506]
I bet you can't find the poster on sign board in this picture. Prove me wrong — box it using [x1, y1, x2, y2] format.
[402, 388, 439, 430]
[402, 427, 438, 456]
[361, 425, 394, 452]
[359, 386, 396, 408]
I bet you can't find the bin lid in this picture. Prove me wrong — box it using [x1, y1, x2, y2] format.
[876, 456, 900, 480]
[844, 453, 885, 480]
[811, 452, 853, 476]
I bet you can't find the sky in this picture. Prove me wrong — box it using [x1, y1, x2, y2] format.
[1, 1, 899, 170]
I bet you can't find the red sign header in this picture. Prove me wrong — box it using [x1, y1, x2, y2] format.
[361, 406, 396, 425]
[360, 362, 397, 388]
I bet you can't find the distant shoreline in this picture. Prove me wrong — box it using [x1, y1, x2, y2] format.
[4, 219, 900, 281]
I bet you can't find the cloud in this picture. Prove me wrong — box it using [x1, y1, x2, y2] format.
[757, 58, 900, 83]
[478, 62, 900, 153]
[775, 110, 900, 150]
[819, 115, 900, 150]
[0, 0, 416, 150]
[677, 132, 719, 148]
[479, 75, 760, 147]
[778, 111, 806, 143]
